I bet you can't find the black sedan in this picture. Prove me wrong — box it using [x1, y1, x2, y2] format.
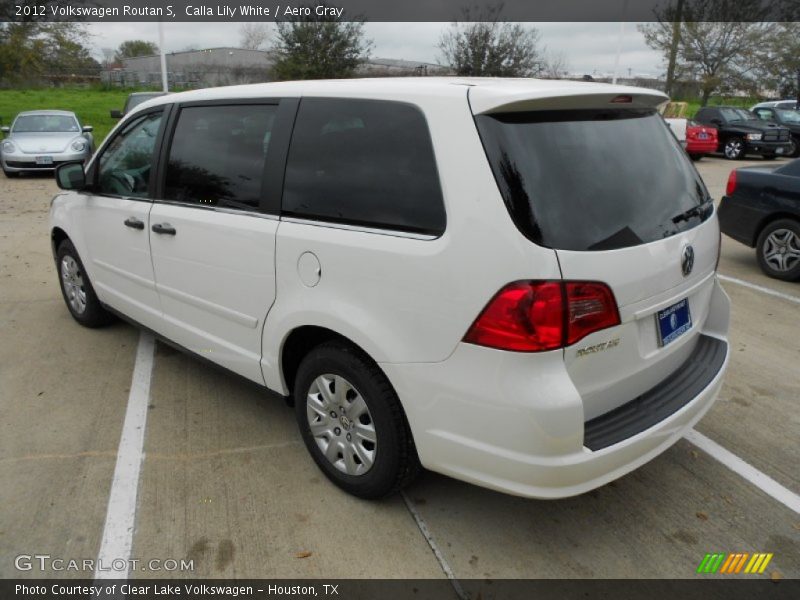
[718, 158, 800, 280]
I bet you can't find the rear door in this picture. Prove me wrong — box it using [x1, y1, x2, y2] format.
[473, 98, 721, 419]
[148, 100, 295, 384]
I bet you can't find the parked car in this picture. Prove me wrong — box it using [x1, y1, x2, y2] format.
[685, 120, 718, 161]
[694, 106, 793, 160]
[664, 117, 687, 148]
[751, 106, 800, 157]
[750, 99, 799, 111]
[718, 159, 800, 280]
[1, 110, 93, 177]
[50, 79, 730, 500]
[110, 91, 169, 119]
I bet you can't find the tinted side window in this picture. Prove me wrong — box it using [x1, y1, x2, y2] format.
[283, 98, 445, 235]
[97, 111, 163, 198]
[164, 105, 277, 211]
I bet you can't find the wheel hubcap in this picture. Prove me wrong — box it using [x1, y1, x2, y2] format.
[306, 374, 376, 476]
[60, 255, 87, 314]
[725, 141, 742, 158]
[763, 229, 800, 272]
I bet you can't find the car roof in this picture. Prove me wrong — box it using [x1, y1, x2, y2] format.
[132, 77, 668, 115]
[129, 92, 168, 97]
[16, 110, 77, 117]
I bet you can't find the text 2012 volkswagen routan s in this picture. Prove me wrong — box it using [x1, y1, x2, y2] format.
[50, 79, 730, 499]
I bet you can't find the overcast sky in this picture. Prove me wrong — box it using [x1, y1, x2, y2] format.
[86, 22, 665, 78]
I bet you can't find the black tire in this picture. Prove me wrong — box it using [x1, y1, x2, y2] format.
[756, 219, 800, 281]
[293, 341, 420, 499]
[688, 153, 704, 162]
[723, 137, 746, 160]
[56, 239, 116, 327]
[789, 137, 800, 158]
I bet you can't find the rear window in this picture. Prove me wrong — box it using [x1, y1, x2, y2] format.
[475, 109, 711, 251]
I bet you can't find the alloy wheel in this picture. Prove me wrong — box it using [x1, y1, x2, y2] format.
[60, 255, 87, 314]
[306, 374, 377, 476]
[762, 228, 800, 272]
[724, 139, 743, 159]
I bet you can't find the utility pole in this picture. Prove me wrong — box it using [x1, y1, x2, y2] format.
[158, 21, 168, 92]
[796, 67, 800, 108]
[665, 0, 685, 97]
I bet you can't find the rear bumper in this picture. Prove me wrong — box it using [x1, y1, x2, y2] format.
[382, 279, 730, 499]
[718, 196, 764, 247]
[686, 140, 717, 155]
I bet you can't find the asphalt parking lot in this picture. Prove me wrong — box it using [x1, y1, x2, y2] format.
[0, 156, 798, 586]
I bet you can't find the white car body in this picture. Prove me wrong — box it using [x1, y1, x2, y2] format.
[665, 117, 688, 147]
[50, 78, 730, 498]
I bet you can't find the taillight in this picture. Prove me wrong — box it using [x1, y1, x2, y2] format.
[463, 281, 620, 352]
[565, 282, 621, 345]
[726, 170, 737, 196]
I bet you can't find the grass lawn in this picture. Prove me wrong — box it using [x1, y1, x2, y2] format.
[0, 87, 155, 145]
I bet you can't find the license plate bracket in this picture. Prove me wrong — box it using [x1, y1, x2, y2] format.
[656, 298, 692, 346]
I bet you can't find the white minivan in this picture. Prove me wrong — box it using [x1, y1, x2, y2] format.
[50, 78, 730, 499]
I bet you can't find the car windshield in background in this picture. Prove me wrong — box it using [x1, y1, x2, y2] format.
[475, 109, 711, 251]
[720, 108, 753, 122]
[13, 115, 79, 133]
[777, 109, 800, 123]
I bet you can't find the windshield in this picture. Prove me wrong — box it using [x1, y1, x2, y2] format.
[475, 109, 711, 251]
[720, 108, 753, 122]
[13, 115, 80, 133]
[776, 109, 800, 124]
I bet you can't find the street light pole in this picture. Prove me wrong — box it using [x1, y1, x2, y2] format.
[158, 21, 168, 92]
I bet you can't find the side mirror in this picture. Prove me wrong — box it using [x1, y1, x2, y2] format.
[1, 126, 9, 135]
[110, 109, 123, 119]
[82, 125, 93, 132]
[55, 162, 87, 191]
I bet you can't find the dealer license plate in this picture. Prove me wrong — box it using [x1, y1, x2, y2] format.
[656, 298, 692, 346]
[35, 156, 53, 165]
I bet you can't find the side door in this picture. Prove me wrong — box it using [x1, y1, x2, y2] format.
[148, 100, 294, 384]
[80, 107, 168, 330]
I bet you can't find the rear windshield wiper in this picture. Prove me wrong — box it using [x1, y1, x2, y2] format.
[672, 201, 713, 224]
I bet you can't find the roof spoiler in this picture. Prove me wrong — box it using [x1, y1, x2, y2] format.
[469, 84, 669, 115]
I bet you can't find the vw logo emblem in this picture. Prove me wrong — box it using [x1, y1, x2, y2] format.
[681, 245, 695, 277]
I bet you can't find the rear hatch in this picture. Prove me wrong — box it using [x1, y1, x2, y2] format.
[470, 84, 720, 421]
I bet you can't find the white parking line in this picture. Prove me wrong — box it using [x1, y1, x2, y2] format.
[95, 331, 155, 580]
[401, 491, 467, 600]
[718, 274, 800, 305]
[685, 429, 800, 515]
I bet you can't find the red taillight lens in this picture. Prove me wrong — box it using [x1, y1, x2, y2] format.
[464, 281, 620, 352]
[726, 170, 737, 196]
[565, 282, 621, 345]
[463, 281, 564, 352]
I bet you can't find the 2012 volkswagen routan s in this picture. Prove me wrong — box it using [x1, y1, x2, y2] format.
[49, 78, 730, 499]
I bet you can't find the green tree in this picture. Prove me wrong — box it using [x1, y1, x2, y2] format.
[0, 20, 96, 84]
[115, 40, 159, 62]
[438, 3, 544, 77]
[270, 6, 372, 80]
[639, 0, 774, 105]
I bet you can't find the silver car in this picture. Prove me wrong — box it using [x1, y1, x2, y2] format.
[1, 110, 94, 178]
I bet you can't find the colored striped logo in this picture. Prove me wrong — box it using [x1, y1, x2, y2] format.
[696, 552, 773, 574]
